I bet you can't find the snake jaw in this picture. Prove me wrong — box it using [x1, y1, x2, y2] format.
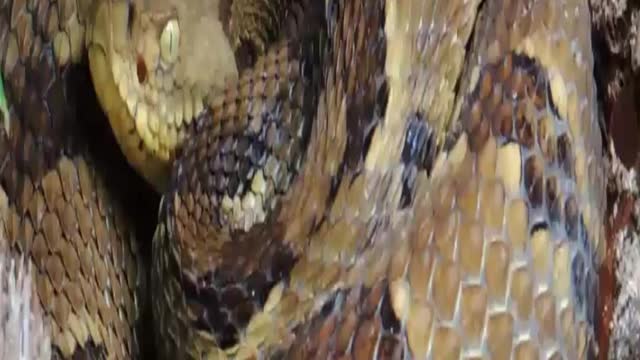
[88, 0, 238, 192]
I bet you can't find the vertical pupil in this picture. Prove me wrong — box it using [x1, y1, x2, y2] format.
[163, 22, 177, 61]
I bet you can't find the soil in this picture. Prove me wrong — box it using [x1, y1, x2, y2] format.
[590, 0, 640, 358]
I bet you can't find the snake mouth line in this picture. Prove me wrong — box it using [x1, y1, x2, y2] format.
[90, 45, 206, 192]
[87, 1, 211, 191]
[109, 52, 205, 161]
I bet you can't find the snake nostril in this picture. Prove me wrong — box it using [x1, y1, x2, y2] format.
[136, 55, 147, 84]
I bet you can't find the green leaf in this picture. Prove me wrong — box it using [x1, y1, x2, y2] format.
[0, 72, 8, 135]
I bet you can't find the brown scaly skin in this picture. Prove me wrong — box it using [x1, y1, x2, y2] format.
[0, 0, 606, 358]
[0, 0, 147, 358]
[151, 0, 606, 358]
[0, 0, 312, 358]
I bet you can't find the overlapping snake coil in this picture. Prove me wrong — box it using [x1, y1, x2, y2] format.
[0, 0, 605, 358]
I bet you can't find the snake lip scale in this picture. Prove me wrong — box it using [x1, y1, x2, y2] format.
[1, 0, 606, 358]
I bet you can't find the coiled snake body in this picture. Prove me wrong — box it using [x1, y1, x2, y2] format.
[0, 0, 605, 358]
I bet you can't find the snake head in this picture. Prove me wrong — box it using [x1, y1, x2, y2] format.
[87, 0, 240, 192]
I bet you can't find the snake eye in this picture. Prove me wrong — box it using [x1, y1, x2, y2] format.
[159, 19, 179, 64]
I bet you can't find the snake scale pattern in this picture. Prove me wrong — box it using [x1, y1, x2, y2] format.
[0, 0, 606, 359]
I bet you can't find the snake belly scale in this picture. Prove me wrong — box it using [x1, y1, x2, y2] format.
[0, 0, 605, 359]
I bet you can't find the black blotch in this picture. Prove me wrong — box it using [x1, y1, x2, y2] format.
[234, 40, 259, 71]
[51, 339, 108, 360]
[399, 165, 417, 209]
[320, 292, 339, 317]
[269, 247, 297, 283]
[211, 264, 236, 288]
[234, 301, 256, 327]
[182, 237, 297, 350]
[182, 269, 242, 349]
[380, 286, 401, 334]
[401, 112, 436, 171]
[248, 140, 266, 166]
[217, 323, 239, 349]
[530, 221, 548, 236]
[376, 80, 389, 119]
[245, 272, 270, 304]
[182, 273, 221, 331]
[399, 112, 436, 208]
[511, 53, 539, 75]
[571, 252, 586, 310]
[220, 285, 246, 305]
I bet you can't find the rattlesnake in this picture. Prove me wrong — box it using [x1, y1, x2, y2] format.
[0, 0, 605, 358]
